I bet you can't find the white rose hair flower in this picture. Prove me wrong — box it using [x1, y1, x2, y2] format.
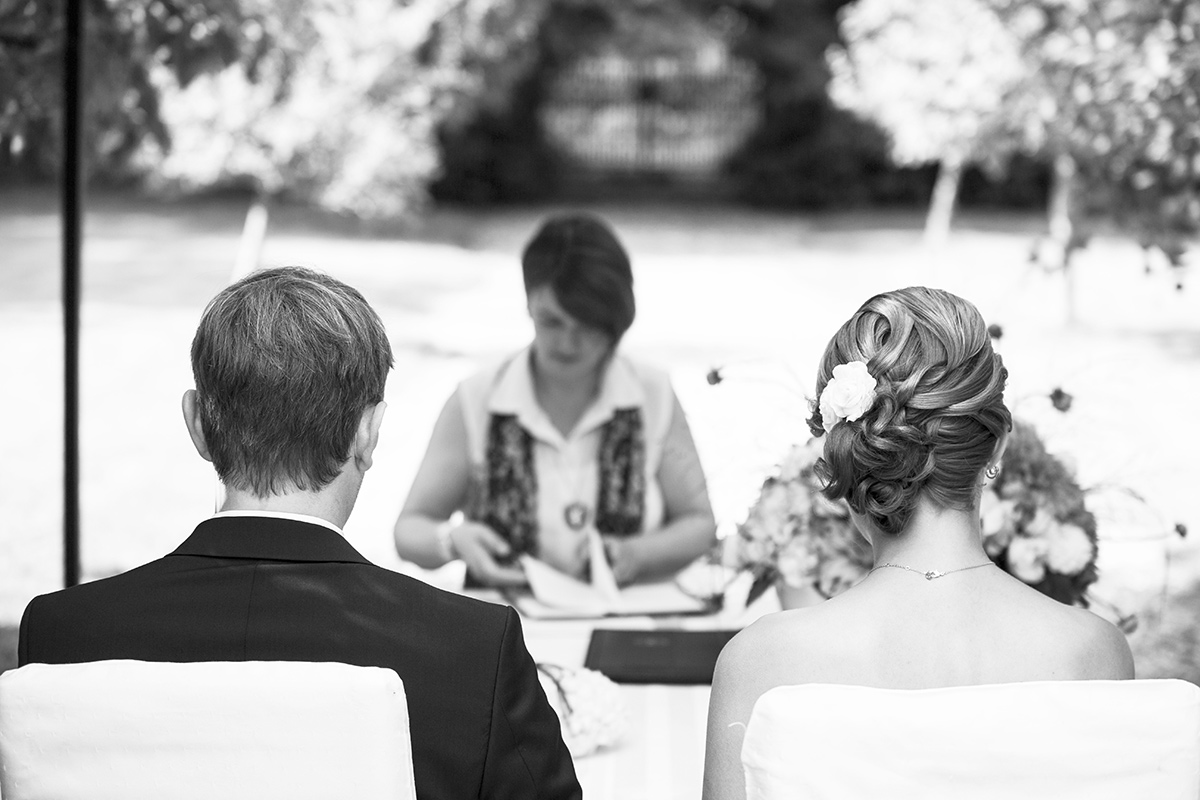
[819, 360, 878, 433]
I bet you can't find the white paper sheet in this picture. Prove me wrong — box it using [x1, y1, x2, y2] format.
[515, 541, 708, 619]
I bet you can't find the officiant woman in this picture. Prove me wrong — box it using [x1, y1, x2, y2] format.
[393, 212, 716, 588]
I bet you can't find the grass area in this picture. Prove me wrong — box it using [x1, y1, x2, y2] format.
[1129, 577, 1200, 685]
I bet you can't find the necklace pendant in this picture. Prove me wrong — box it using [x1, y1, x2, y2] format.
[924, 570, 943, 580]
[564, 502, 590, 531]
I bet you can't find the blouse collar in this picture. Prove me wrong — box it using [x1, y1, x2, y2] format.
[488, 346, 645, 445]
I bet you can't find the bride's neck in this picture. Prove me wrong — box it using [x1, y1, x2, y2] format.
[869, 495, 988, 569]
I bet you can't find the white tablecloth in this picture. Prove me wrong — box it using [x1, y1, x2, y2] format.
[521, 616, 727, 800]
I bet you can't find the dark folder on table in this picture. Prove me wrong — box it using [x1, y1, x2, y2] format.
[584, 628, 739, 685]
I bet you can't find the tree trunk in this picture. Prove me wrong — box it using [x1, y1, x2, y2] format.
[1048, 152, 1075, 245]
[231, 195, 270, 282]
[1048, 153, 1078, 324]
[923, 153, 964, 250]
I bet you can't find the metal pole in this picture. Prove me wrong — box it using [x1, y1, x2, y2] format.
[62, 0, 84, 587]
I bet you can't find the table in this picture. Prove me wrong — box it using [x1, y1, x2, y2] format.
[520, 614, 749, 800]
[469, 573, 777, 800]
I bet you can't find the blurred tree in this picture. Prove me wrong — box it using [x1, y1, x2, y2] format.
[141, 0, 441, 219]
[0, 0, 268, 179]
[1, 0, 555, 218]
[990, 0, 1200, 288]
[712, 0, 891, 208]
[826, 0, 1024, 245]
[431, 0, 743, 203]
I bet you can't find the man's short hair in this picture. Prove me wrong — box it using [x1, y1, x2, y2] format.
[190, 267, 393, 496]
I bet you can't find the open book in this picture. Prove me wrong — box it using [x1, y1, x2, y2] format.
[508, 530, 710, 619]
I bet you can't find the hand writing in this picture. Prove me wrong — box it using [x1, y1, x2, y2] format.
[449, 522, 528, 587]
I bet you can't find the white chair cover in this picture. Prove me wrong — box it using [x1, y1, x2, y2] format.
[0, 660, 416, 800]
[742, 679, 1200, 800]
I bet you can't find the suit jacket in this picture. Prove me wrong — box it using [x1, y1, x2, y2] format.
[18, 515, 581, 800]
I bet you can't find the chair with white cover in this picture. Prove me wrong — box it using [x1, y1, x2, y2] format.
[0, 660, 416, 800]
[742, 679, 1200, 800]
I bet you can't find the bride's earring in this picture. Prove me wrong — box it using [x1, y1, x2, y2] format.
[985, 463, 1001, 481]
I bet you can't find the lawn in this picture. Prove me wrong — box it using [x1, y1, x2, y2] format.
[1, 185, 1197, 679]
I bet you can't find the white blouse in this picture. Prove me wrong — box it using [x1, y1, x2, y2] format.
[457, 348, 674, 576]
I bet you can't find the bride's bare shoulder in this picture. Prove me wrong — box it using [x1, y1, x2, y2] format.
[999, 580, 1134, 679]
[1046, 601, 1136, 679]
[715, 604, 844, 691]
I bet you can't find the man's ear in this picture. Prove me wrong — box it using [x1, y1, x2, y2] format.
[181, 389, 213, 463]
[353, 401, 387, 472]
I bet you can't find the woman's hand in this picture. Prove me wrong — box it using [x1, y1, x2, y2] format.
[602, 536, 642, 586]
[449, 521, 528, 588]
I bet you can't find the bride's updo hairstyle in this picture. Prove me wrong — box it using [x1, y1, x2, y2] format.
[807, 287, 1011, 537]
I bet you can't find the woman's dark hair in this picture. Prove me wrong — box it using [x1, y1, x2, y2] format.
[806, 286, 1012, 537]
[521, 213, 635, 343]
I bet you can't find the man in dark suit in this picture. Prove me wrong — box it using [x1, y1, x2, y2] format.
[19, 267, 581, 800]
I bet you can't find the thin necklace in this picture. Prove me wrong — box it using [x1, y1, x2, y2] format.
[870, 561, 996, 581]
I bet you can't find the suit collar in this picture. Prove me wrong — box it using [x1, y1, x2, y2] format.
[169, 516, 372, 565]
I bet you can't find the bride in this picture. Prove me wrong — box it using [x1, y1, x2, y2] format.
[702, 286, 1133, 800]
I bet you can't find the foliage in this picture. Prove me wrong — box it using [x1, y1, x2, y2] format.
[432, 0, 752, 203]
[1, 0, 558, 217]
[827, 0, 1023, 170]
[713, 0, 894, 207]
[136, 0, 444, 218]
[430, 0, 565, 203]
[0, 0, 274, 178]
[989, 0, 1200, 268]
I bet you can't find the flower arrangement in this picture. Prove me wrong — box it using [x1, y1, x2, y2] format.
[536, 663, 627, 758]
[982, 419, 1099, 607]
[733, 438, 874, 606]
[733, 420, 1103, 610]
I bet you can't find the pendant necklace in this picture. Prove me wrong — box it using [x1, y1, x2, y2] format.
[564, 501, 590, 531]
[870, 561, 996, 581]
[557, 448, 592, 532]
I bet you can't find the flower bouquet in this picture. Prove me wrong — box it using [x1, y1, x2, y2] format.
[733, 438, 874, 606]
[982, 419, 1099, 607]
[536, 663, 627, 758]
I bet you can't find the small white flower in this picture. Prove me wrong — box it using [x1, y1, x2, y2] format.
[539, 665, 627, 758]
[1024, 508, 1056, 537]
[979, 490, 1015, 537]
[739, 532, 777, 568]
[817, 556, 864, 597]
[819, 361, 878, 432]
[753, 481, 794, 544]
[1005, 535, 1049, 584]
[779, 440, 821, 482]
[1044, 523, 1095, 576]
[777, 537, 818, 587]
